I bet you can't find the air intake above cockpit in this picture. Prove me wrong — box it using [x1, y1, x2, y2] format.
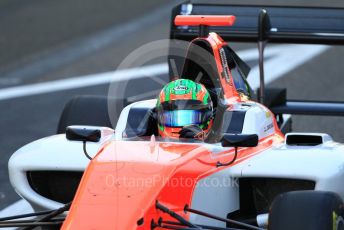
[285, 133, 333, 146]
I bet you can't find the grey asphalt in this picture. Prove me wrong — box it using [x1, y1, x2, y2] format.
[1, 0, 344, 211]
[0, 0, 167, 70]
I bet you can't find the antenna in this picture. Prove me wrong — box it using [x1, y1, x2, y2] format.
[257, 9, 271, 105]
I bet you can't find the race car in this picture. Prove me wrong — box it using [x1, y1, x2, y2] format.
[3, 1, 344, 230]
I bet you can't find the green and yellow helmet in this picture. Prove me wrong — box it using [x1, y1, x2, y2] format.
[156, 79, 213, 138]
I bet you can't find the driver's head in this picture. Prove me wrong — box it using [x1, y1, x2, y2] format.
[156, 79, 213, 139]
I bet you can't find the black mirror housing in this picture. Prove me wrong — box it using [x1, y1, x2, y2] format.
[66, 126, 101, 142]
[221, 134, 258, 147]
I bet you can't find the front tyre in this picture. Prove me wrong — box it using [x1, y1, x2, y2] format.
[57, 95, 126, 133]
[269, 190, 344, 230]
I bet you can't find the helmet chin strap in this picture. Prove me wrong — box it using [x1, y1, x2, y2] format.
[194, 130, 206, 141]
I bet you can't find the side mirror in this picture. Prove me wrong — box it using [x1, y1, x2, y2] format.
[66, 126, 101, 142]
[221, 134, 259, 148]
[218, 134, 259, 167]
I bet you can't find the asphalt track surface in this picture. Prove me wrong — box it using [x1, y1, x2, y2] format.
[1, 0, 344, 212]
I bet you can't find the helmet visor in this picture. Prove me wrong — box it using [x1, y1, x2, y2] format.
[159, 110, 204, 127]
[160, 100, 211, 111]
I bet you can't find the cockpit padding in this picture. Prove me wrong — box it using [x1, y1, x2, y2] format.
[123, 105, 246, 141]
[123, 107, 158, 138]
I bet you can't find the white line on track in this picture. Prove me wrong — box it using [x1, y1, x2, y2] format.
[0, 0, 180, 85]
[0, 44, 329, 101]
[0, 44, 329, 220]
[245, 44, 329, 88]
[0, 63, 168, 101]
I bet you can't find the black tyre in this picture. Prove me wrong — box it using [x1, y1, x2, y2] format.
[269, 190, 344, 230]
[57, 95, 126, 134]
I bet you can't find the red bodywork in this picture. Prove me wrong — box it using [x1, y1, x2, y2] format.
[62, 136, 282, 229]
[62, 15, 284, 229]
[175, 15, 236, 26]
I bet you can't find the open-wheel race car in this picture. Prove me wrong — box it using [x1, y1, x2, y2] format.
[4, 1, 344, 230]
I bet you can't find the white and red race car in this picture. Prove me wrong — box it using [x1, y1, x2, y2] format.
[4, 2, 344, 230]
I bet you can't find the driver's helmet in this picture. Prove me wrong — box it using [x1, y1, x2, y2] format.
[156, 79, 213, 138]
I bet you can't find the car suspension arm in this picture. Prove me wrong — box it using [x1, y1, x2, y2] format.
[155, 201, 201, 229]
[21, 202, 71, 230]
[184, 206, 264, 230]
[160, 220, 244, 230]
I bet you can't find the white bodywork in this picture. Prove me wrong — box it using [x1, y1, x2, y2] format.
[8, 127, 114, 211]
[8, 100, 344, 227]
[190, 134, 344, 227]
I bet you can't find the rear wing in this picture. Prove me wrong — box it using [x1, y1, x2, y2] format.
[169, 1, 344, 116]
[170, 2, 344, 44]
